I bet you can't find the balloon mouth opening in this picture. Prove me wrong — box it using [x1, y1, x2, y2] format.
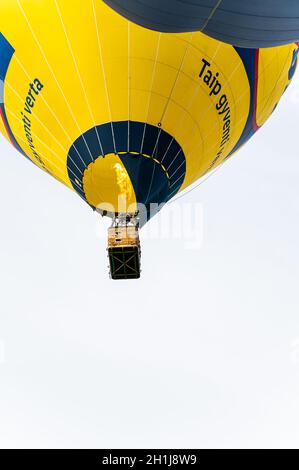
[67, 121, 186, 219]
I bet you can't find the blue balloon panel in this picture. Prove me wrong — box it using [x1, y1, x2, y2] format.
[104, 0, 299, 48]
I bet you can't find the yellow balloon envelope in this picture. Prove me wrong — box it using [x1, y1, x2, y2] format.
[0, 0, 298, 222]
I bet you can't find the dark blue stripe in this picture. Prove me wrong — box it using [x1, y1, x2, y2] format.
[0, 33, 14, 82]
[0, 33, 29, 159]
[227, 47, 257, 159]
[67, 121, 186, 217]
[103, 0, 299, 48]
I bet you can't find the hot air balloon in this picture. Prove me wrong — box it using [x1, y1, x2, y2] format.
[0, 0, 297, 279]
[104, 0, 299, 48]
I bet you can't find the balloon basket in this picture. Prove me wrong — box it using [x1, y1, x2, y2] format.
[107, 215, 141, 280]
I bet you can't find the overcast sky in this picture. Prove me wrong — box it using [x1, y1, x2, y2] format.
[0, 70, 298, 449]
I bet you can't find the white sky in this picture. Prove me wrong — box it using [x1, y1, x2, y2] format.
[0, 71, 298, 449]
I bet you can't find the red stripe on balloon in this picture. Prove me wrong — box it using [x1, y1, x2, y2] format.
[0, 106, 14, 146]
[252, 49, 260, 132]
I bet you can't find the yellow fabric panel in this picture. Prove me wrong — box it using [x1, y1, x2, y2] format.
[256, 45, 297, 127]
[0, 0, 297, 210]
